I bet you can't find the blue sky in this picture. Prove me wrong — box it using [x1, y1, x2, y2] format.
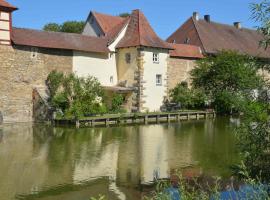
[9, 0, 261, 39]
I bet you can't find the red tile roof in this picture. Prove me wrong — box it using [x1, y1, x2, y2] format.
[116, 9, 172, 49]
[12, 28, 110, 53]
[92, 11, 125, 34]
[168, 43, 203, 58]
[167, 17, 270, 59]
[106, 16, 130, 44]
[0, 0, 17, 11]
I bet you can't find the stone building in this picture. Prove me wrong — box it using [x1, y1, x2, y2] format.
[0, 0, 202, 123]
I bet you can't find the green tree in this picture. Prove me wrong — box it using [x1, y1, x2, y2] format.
[43, 21, 85, 33]
[61, 21, 85, 33]
[170, 82, 206, 109]
[118, 13, 130, 18]
[46, 71, 107, 118]
[43, 23, 61, 32]
[251, 0, 270, 49]
[191, 50, 264, 114]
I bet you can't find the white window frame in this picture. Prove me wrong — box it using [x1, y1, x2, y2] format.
[156, 74, 162, 86]
[153, 53, 159, 64]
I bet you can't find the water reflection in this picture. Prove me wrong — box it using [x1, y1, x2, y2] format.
[0, 118, 239, 200]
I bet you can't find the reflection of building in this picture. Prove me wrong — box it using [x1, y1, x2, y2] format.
[0, 119, 238, 199]
[139, 125, 169, 184]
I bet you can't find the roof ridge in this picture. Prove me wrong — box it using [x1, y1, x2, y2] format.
[198, 19, 257, 32]
[192, 17, 206, 53]
[12, 27, 108, 41]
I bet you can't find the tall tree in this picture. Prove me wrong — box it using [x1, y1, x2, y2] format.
[43, 21, 85, 33]
[251, 0, 270, 49]
[118, 13, 130, 18]
[191, 50, 264, 113]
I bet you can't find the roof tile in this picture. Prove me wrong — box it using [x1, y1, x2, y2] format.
[0, 0, 17, 11]
[92, 12, 125, 34]
[168, 43, 203, 58]
[12, 27, 110, 53]
[116, 9, 172, 49]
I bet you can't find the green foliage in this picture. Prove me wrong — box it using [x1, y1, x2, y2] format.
[118, 13, 130, 17]
[170, 82, 207, 109]
[144, 172, 269, 200]
[61, 21, 85, 33]
[111, 94, 126, 113]
[46, 71, 107, 118]
[43, 21, 85, 33]
[251, 0, 270, 49]
[191, 50, 264, 114]
[89, 195, 106, 200]
[43, 23, 61, 32]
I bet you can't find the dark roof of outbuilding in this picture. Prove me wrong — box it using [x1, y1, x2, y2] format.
[168, 43, 203, 58]
[168, 17, 270, 59]
[12, 27, 110, 53]
[116, 9, 172, 49]
[0, 0, 17, 11]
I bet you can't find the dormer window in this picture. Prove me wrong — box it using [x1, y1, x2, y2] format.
[153, 53, 159, 63]
[184, 37, 190, 44]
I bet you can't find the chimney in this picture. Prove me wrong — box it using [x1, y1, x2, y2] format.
[234, 22, 241, 29]
[193, 12, 199, 21]
[204, 15, 210, 22]
[0, 0, 18, 45]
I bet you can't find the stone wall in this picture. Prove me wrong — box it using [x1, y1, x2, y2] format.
[117, 47, 140, 112]
[0, 45, 72, 123]
[167, 57, 198, 90]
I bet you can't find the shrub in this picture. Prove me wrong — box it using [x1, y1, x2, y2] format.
[170, 82, 207, 109]
[191, 50, 264, 114]
[46, 71, 107, 118]
[111, 94, 125, 113]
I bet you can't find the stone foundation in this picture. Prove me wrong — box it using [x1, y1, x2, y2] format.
[0, 45, 72, 123]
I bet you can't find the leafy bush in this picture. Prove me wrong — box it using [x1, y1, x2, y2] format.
[111, 94, 126, 113]
[191, 50, 264, 114]
[170, 82, 207, 109]
[46, 71, 107, 118]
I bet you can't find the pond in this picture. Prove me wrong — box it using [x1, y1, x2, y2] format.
[0, 117, 240, 200]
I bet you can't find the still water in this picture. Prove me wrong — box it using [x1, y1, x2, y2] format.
[0, 117, 239, 200]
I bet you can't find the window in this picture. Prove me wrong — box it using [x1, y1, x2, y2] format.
[184, 37, 190, 44]
[153, 53, 159, 63]
[156, 74, 162, 86]
[110, 76, 114, 83]
[125, 53, 131, 63]
[30, 47, 38, 59]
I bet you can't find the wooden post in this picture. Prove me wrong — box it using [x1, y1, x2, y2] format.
[144, 116, 148, 124]
[92, 120, 95, 127]
[76, 120, 80, 128]
[156, 115, 160, 123]
[105, 119, 109, 127]
[167, 114, 170, 123]
[177, 114, 180, 121]
[187, 114, 190, 120]
[196, 113, 199, 120]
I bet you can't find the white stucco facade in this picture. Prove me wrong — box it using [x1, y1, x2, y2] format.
[142, 48, 169, 111]
[73, 51, 118, 86]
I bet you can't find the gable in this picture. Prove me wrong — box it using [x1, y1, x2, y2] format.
[82, 14, 104, 37]
[166, 17, 204, 52]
